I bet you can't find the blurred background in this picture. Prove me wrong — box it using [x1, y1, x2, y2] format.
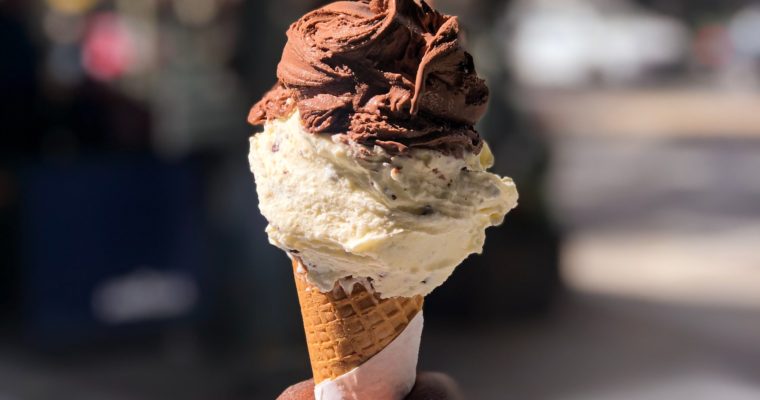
[1, 0, 759, 398]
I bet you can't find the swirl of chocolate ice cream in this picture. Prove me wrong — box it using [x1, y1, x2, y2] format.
[248, 0, 489, 156]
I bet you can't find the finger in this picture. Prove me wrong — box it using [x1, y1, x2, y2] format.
[277, 379, 315, 400]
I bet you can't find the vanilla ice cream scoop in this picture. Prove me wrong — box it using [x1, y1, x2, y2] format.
[249, 111, 517, 298]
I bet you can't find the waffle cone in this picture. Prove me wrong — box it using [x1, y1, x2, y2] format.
[291, 258, 423, 383]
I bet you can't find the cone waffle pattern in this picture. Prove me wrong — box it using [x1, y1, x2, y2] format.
[292, 259, 423, 382]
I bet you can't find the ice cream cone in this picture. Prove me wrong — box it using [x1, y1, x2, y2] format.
[291, 258, 423, 383]
[248, 1, 518, 397]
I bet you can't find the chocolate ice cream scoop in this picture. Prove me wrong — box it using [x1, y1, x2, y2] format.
[249, 0, 489, 157]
